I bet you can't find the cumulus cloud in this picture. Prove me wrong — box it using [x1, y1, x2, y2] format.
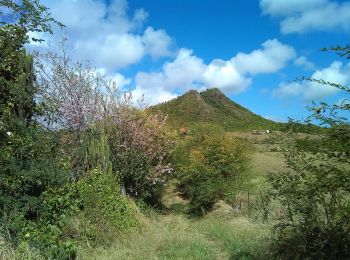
[132, 86, 178, 105]
[273, 61, 350, 100]
[162, 49, 207, 90]
[143, 27, 174, 58]
[233, 39, 296, 74]
[260, 0, 350, 34]
[203, 59, 251, 93]
[135, 39, 295, 101]
[110, 73, 132, 89]
[294, 56, 315, 70]
[135, 49, 206, 92]
[95, 68, 131, 89]
[273, 82, 304, 98]
[37, 0, 173, 70]
[76, 33, 145, 69]
[260, 0, 328, 16]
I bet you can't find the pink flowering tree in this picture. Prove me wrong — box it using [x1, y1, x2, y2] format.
[36, 44, 175, 202]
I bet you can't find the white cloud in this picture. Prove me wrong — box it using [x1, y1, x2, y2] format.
[233, 39, 296, 74]
[273, 61, 350, 100]
[96, 68, 131, 89]
[132, 86, 178, 105]
[203, 59, 251, 93]
[135, 39, 295, 101]
[37, 0, 173, 71]
[273, 82, 304, 98]
[143, 27, 173, 58]
[135, 49, 206, 91]
[162, 49, 206, 90]
[110, 73, 132, 89]
[294, 56, 315, 70]
[76, 33, 145, 69]
[260, 0, 328, 16]
[260, 0, 350, 34]
[304, 61, 349, 100]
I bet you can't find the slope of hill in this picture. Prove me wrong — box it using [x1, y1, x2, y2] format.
[149, 88, 279, 131]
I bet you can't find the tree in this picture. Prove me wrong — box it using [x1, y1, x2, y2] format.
[106, 110, 175, 203]
[0, 2, 76, 258]
[266, 45, 350, 259]
[0, 0, 63, 122]
[36, 42, 105, 132]
[176, 133, 250, 215]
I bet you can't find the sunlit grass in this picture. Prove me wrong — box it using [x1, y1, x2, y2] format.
[77, 209, 271, 260]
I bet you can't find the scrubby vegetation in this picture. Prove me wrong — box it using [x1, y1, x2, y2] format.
[174, 132, 251, 215]
[1, 1, 349, 259]
[265, 80, 350, 258]
[0, 2, 172, 258]
[149, 88, 279, 131]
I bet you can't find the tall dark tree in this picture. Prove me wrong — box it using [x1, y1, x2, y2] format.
[0, 0, 63, 121]
[0, 1, 73, 258]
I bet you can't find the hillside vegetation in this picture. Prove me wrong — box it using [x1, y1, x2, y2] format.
[149, 88, 279, 131]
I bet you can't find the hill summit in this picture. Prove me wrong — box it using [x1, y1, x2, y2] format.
[149, 88, 277, 131]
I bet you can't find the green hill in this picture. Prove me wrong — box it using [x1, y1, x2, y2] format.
[149, 88, 279, 131]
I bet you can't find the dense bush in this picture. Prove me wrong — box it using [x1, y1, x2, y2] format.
[105, 111, 175, 205]
[268, 148, 350, 259]
[76, 169, 136, 230]
[175, 133, 250, 215]
[1, 4, 137, 255]
[266, 46, 350, 259]
[37, 45, 176, 204]
[0, 116, 76, 258]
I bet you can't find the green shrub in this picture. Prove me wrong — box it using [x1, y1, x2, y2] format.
[0, 117, 77, 258]
[76, 169, 136, 231]
[176, 134, 250, 215]
[267, 138, 350, 259]
[266, 45, 350, 259]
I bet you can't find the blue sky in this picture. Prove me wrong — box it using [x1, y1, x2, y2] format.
[29, 0, 349, 122]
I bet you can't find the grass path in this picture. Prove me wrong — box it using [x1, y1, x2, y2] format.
[78, 212, 270, 260]
[78, 182, 271, 260]
[77, 141, 281, 259]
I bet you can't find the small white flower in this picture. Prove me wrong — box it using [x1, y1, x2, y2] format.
[6, 131, 13, 137]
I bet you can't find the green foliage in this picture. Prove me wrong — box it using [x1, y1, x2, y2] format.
[266, 45, 350, 259]
[58, 128, 136, 246]
[0, 120, 77, 259]
[75, 169, 136, 231]
[0, 4, 78, 256]
[267, 149, 350, 259]
[112, 149, 157, 200]
[280, 118, 324, 134]
[0, 51, 38, 122]
[150, 88, 278, 131]
[83, 129, 112, 174]
[0, 0, 63, 121]
[19, 186, 78, 260]
[175, 133, 251, 215]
